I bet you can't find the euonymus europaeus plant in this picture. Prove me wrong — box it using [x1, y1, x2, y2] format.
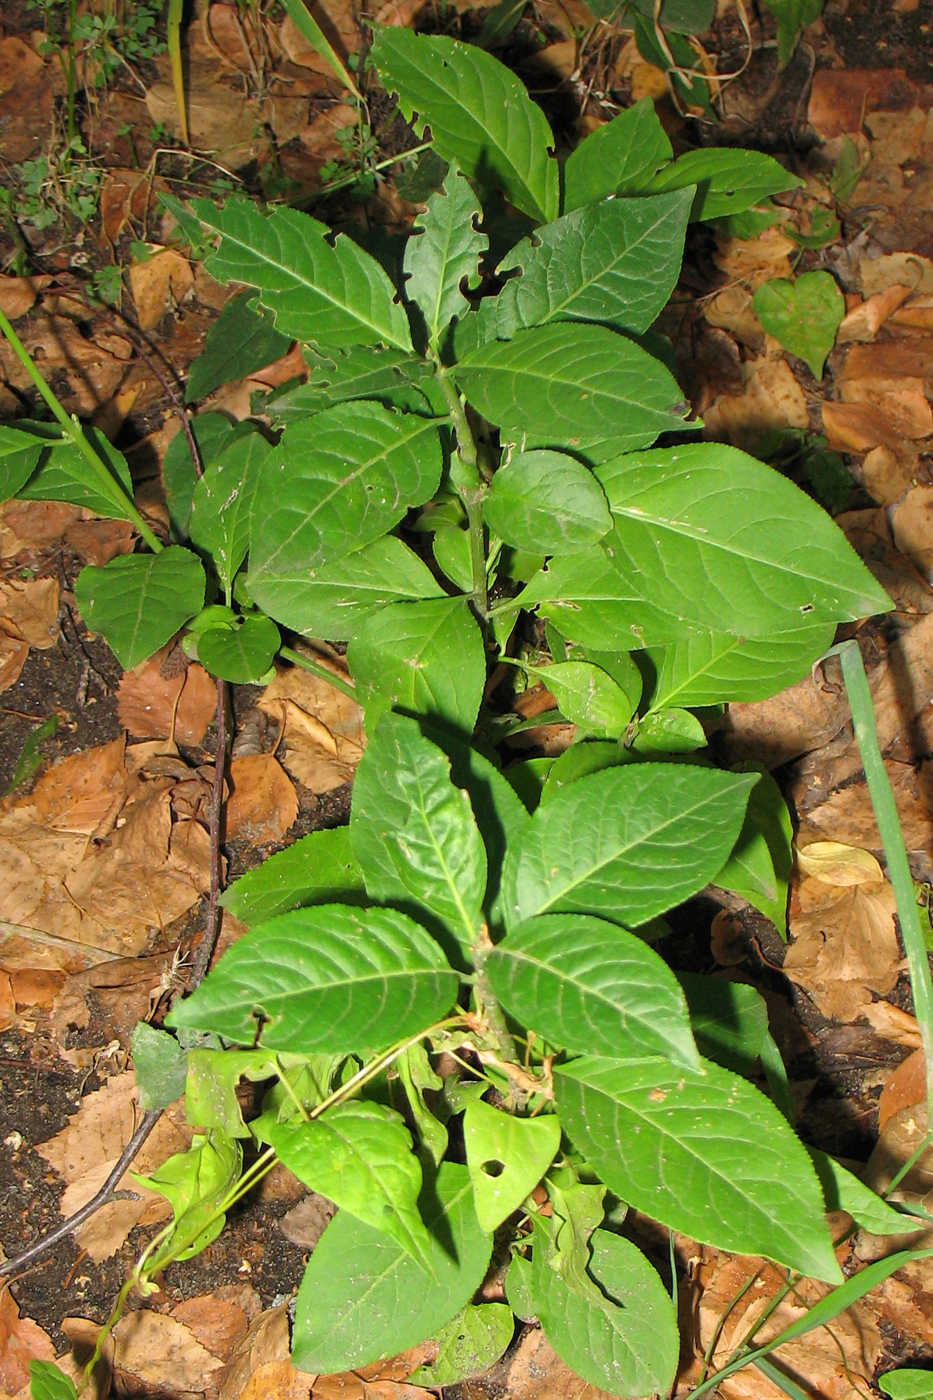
[5, 30, 917, 1399]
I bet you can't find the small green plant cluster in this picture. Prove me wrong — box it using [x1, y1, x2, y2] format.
[1, 31, 925, 1399]
[28, 0, 165, 89]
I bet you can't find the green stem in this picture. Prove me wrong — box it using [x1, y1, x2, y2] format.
[279, 645, 357, 701]
[829, 639, 933, 1123]
[0, 307, 163, 554]
[435, 367, 489, 618]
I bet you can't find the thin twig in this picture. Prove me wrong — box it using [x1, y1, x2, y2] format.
[188, 677, 229, 989]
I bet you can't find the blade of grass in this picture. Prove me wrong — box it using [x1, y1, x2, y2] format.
[167, 0, 188, 147]
[279, 0, 362, 100]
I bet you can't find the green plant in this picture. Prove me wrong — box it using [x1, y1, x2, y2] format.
[4, 33, 925, 1398]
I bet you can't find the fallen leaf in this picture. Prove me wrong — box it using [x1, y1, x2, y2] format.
[32, 736, 127, 836]
[118, 646, 217, 743]
[0, 1287, 56, 1394]
[172, 1285, 261, 1365]
[807, 67, 918, 140]
[878, 1046, 927, 1129]
[784, 876, 900, 1021]
[859, 443, 919, 505]
[226, 753, 298, 844]
[821, 399, 909, 453]
[257, 661, 364, 794]
[837, 284, 911, 341]
[796, 841, 884, 885]
[128, 248, 195, 330]
[892, 486, 933, 578]
[113, 1309, 225, 1394]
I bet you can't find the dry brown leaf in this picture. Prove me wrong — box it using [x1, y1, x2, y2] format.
[784, 876, 899, 1020]
[257, 662, 364, 794]
[279, 0, 360, 75]
[0, 969, 15, 1030]
[118, 646, 217, 743]
[862, 1002, 923, 1051]
[859, 252, 933, 298]
[713, 223, 796, 285]
[837, 283, 912, 342]
[480, 1326, 616, 1400]
[807, 67, 917, 139]
[890, 293, 933, 329]
[878, 1046, 927, 1129]
[703, 354, 809, 449]
[859, 443, 919, 505]
[172, 1286, 261, 1365]
[0, 499, 84, 557]
[113, 1309, 225, 1394]
[892, 485, 933, 578]
[217, 1306, 316, 1400]
[226, 753, 298, 844]
[63, 515, 135, 566]
[716, 663, 849, 768]
[0, 629, 30, 692]
[0, 34, 53, 163]
[796, 841, 884, 885]
[839, 375, 933, 439]
[821, 398, 910, 452]
[0, 275, 47, 321]
[32, 736, 126, 836]
[702, 284, 765, 349]
[128, 248, 195, 330]
[0, 1287, 56, 1394]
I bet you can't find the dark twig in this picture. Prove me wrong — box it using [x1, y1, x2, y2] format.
[188, 676, 229, 989]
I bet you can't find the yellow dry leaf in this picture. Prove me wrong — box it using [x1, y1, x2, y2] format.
[796, 841, 884, 886]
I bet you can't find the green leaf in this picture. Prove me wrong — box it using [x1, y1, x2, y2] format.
[398, 1041, 448, 1168]
[678, 972, 772, 1079]
[592, 443, 892, 637]
[369, 28, 558, 223]
[131, 1131, 243, 1266]
[185, 1048, 290, 1135]
[75, 546, 206, 669]
[409, 1304, 514, 1386]
[348, 597, 486, 734]
[645, 148, 801, 220]
[189, 430, 274, 596]
[292, 1162, 492, 1373]
[248, 534, 444, 640]
[221, 826, 365, 923]
[642, 619, 837, 709]
[454, 323, 690, 461]
[493, 190, 693, 337]
[753, 271, 845, 379]
[440, 733, 532, 926]
[555, 1056, 842, 1282]
[165, 903, 458, 1053]
[487, 913, 699, 1069]
[29, 1362, 78, 1400]
[531, 1226, 679, 1398]
[562, 98, 672, 210]
[195, 613, 280, 684]
[163, 412, 248, 539]
[713, 767, 792, 932]
[463, 1098, 561, 1231]
[880, 1369, 933, 1399]
[0, 423, 47, 497]
[806, 1148, 921, 1238]
[540, 740, 624, 802]
[18, 427, 136, 519]
[130, 1023, 188, 1110]
[185, 291, 292, 403]
[278, 0, 361, 97]
[350, 714, 487, 965]
[500, 764, 755, 929]
[2, 713, 58, 799]
[188, 195, 413, 350]
[631, 707, 705, 754]
[265, 345, 440, 421]
[523, 660, 637, 737]
[625, 0, 715, 32]
[484, 450, 611, 555]
[267, 1102, 435, 1266]
[761, 0, 823, 65]
[404, 165, 487, 351]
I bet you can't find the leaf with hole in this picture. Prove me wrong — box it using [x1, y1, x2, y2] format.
[370, 28, 558, 223]
[555, 1056, 842, 1282]
[500, 763, 755, 929]
[267, 1102, 435, 1267]
[188, 195, 413, 350]
[404, 164, 487, 351]
[75, 546, 206, 669]
[463, 1098, 561, 1231]
[487, 913, 699, 1068]
[165, 903, 458, 1053]
[266, 345, 441, 421]
[292, 1163, 491, 1374]
[454, 323, 690, 461]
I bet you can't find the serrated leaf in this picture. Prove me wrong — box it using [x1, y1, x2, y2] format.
[555, 1056, 842, 1282]
[593, 443, 892, 635]
[0, 423, 47, 497]
[493, 190, 692, 337]
[248, 403, 443, 596]
[807, 1148, 921, 1238]
[713, 767, 792, 931]
[487, 913, 699, 1069]
[678, 971, 770, 1077]
[267, 345, 440, 421]
[188, 195, 412, 350]
[131, 1023, 188, 1110]
[463, 1099, 561, 1231]
[642, 619, 837, 709]
[531, 1227, 679, 1398]
[268, 1102, 434, 1266]
[221, 826, 365, 923]
[524, 660, 636, 736]
[348, 597, 486, 733]
[404, 165, 487, 351]
[484, 450, 611, 555]
[293, 1162, 491, 1373]
[75, 546, 206, 669]
[501, 764, 755, 929]
[189, 430, 274, 596]
[196, 613, 280, 683]
[186, 291, 292, 403]
[18, 426, 136, 519]
[166, 903, 458, 1053]
[454, 323, 690, 460]
[645, 148, 801, 220]
[410, 1304, 514, 1386]
[350, 714, 487, 965]
[370, 28, 558, 223]
[29, 1362, 78, 1400]
[753, 271, 845, 379]
[248, 534, 444, 640]
[562, 97, 673, 211]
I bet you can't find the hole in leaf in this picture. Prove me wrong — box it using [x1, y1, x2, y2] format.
[481, 1158, 506, 1177]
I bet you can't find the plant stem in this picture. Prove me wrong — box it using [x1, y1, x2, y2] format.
[435, 367, 489, 619]
[0, 307, 163, 554]
[830, 639, 933, 1122]
[280, 645, 357, 700]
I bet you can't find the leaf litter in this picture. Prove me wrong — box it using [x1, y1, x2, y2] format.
[2, 0, 933, 1396]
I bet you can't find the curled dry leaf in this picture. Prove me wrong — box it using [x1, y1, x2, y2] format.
[257, 662, 365, 795]
[0, 1285, 56, 1394]
[113, 1309, 225, 1395]
[128, 248, 195, 331]
[118, 645, 217, 744]
[796, 841, 884, 886]
[785, 874, 900, 1021]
